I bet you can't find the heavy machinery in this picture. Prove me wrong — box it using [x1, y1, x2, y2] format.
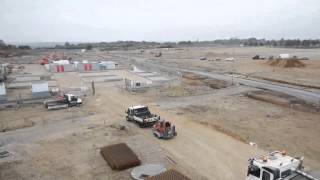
[39, 57, 49, 65]
[44, 93, 82, 110]
[126, 105, 160, 127]
[152, 120, 177, 139]
[246, 151, 319, 180]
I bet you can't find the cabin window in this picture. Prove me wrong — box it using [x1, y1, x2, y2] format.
[248, 165, 260, 178]
[262, 171, 270, 180]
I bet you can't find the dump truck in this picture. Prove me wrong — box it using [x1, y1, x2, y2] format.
[152, 120, 177, 139]
[246, 151, 319, 180]
[44, 93, 82, 110]
[126, 105, 160, 127]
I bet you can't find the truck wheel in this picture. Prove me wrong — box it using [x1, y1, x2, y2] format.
[139, 123, 144, 128]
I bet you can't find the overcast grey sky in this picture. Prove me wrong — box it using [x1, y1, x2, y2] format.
[1, 0, 319, 42]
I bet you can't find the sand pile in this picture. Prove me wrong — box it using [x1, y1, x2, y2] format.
[267, 58, 305, 68]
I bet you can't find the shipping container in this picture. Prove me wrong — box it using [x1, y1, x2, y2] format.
[32, 81, 50, 98]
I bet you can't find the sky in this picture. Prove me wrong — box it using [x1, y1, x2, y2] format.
[0, 0, 320, 43]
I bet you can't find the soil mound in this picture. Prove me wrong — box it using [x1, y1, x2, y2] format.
[267, 58, 305, 68]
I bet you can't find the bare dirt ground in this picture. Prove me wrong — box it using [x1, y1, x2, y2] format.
[0, 85, 262, 180]
[1, 46, 320, 180]
[136, 46, 320, 88]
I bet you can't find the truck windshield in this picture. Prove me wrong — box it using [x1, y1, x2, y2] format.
[134, 107, 150, 116]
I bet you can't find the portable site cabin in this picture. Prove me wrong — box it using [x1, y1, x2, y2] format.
[77, 63, 100, 72]
[124, 78, 151, 91]
[99, 61, 118, 70]
[48, 64, 74, 73]
[52, 60, 70, 64]
[32, 81, 50, 98]
[47, 60, 74, 73]
[0, 82, 6, 101]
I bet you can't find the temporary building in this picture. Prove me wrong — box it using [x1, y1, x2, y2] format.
[48, 64, 74, 73]
[0, 82, 6, 101]
[77, 63, 100, 72]
[52, 60, 70, 64]
[99, 61, 118, 70]
[32, 81, 50, 98]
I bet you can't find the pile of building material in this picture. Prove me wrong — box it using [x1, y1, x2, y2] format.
[145, 169, 190, 180]
[100, 143, 141, 170]
[267, 58, 305, 68]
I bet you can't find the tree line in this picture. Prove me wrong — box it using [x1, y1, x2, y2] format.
[242, 38, 320, 48]
[0, 40, 31, 50]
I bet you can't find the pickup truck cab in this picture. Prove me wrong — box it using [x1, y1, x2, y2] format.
[126, 105, 160, 127]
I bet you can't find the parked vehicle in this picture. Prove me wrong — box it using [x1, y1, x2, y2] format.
[44, 93, 82, 110]
[246, 151, 319, 180]
[126, 105, 160, 127]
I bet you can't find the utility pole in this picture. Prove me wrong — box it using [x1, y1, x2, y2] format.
[91, 80, 95, 95]
[232, 48, 235, 85]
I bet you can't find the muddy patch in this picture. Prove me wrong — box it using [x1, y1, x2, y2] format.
[246, 90, 320, 113]
[183, 73, 230, 89]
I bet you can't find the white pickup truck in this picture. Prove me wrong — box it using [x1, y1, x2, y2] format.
[126, 105, 160, 127]
[246, 151, 319, 180]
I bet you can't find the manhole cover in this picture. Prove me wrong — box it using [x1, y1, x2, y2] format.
[131, 164, 166, 180]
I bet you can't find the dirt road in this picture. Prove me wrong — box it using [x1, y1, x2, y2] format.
[92, 86, 264, 179]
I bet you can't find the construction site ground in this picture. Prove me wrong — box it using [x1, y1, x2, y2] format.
[0, 46, 320, 180]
